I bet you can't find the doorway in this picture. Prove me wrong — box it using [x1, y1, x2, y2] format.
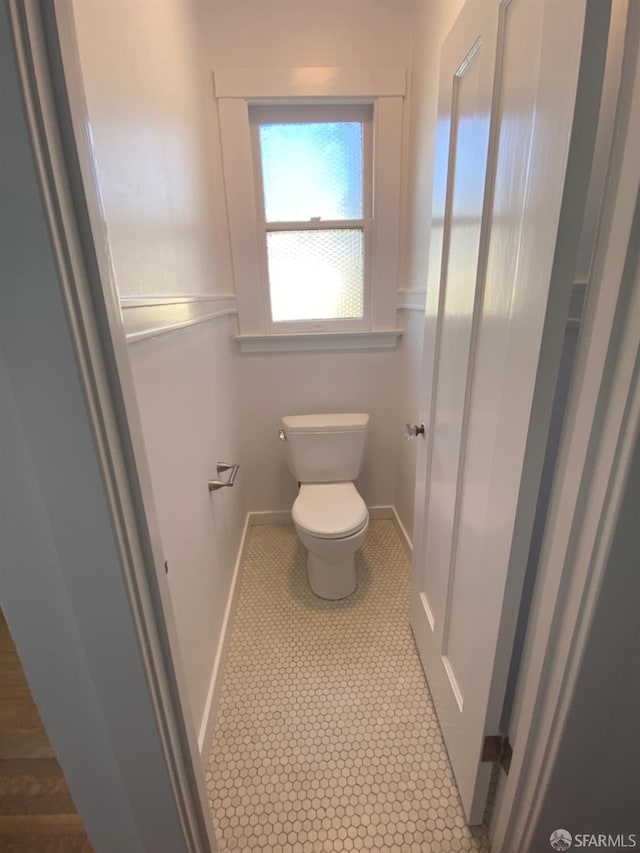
[7, 0, 636, 848]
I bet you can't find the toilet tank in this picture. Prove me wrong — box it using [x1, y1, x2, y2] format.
[281, 413, 369, 483]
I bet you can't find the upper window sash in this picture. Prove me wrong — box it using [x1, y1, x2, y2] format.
[250, 105, 372, 229]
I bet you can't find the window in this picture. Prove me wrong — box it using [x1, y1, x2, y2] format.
[250, 106, 372, 328]
[215, 65, 405, 352]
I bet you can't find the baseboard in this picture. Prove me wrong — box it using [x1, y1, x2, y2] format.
[390, 506, 413, 558]
[247, 505, 413, 560]
[197, 513, 251, 756]
[248, 510, 292, 525]
[367, 505, 395, 519]
[369, 505, 413, 557]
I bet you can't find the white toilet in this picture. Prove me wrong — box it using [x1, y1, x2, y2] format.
[280, 413, 370, 599]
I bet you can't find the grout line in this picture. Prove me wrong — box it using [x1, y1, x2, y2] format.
[201, 507, 411, 753]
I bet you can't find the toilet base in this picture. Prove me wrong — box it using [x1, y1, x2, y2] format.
[295, 517, 368, 600]
[307, 552, 356, 600]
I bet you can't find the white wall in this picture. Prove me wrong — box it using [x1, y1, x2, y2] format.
[128, 321, 244, 732]
[199, 0, 414, 516]
[71, 0, 232, 298]
[68, 0, 467, 731]
[396, 0, 617, 544]
[237, 349, 401, 512]
[393, 308, 426, 538]
[0, 5, 196, 846]
[202, 0, 412, 69]
[403, 0, 465, 302]
[393, 0, 465, 540]
[70, 0, 245, 740]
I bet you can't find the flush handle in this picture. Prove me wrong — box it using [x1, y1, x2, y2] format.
[405, 422, 426, 440]
[278, 429, 287, 441]
[208, 462, 239, 492]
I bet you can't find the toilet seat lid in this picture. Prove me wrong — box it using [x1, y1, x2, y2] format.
[293, 483, 368, 539]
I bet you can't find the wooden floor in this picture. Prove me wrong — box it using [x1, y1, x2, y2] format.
[0, 612, 93, 853]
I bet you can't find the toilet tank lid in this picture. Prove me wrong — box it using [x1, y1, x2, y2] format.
[282, 413, 369, 433]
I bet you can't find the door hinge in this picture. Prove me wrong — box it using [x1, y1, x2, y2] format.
[164, 560, 169, 575]
[482, 735, 512, 775]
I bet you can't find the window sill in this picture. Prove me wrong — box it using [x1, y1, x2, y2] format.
[236, 329, 403, 354]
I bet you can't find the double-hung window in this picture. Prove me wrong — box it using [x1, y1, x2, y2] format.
[250, 106, 372, 331]
[215, 65, 404, 352]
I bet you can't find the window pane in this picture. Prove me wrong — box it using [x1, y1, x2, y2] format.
[267, 230, 364, 322]
[259, 122, 363, 222]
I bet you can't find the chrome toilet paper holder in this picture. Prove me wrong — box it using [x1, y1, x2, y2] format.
[208, 462, 239, 492]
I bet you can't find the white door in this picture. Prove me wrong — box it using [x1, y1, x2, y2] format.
[410, 0, 606, 825]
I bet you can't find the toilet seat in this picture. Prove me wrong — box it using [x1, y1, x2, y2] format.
[292, 483, 368, 540]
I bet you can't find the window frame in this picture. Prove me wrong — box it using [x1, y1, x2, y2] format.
[214, 66, 405, 353]
[249, 104, 374, 334]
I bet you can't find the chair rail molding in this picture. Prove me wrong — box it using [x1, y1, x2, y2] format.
[396, 288, 427, 312]
[121, 293, 238, 343]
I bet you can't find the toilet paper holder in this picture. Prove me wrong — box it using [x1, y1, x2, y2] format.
[208, 462, 240, 492]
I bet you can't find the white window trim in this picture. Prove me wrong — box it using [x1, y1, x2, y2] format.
[235, 329, 403, 354]
[214, 66, 405, 353]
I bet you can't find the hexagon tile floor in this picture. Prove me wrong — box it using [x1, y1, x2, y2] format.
[207, 520, 491, 852]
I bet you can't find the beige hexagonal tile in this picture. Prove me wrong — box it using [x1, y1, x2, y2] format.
[207, 521, 492, 851]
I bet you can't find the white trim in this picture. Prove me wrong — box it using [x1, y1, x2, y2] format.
[217, 79, 404, 341]
[236, 329, 402, 354]
[367, 505, 394, 519]
[124, 297, 238, 344]
[248, 510, 293, 525]
[372, 96, 404, 329]
[498, 275, 640, 851]
[217, 98, 262, 332]
[213, 66, 406, 99]
[492, 6, 640, 848]
[396, 288, 427, 312]
[247, 506, 409, 532]
[390, 506, 413, 557]
[120, 294, 235, 308]
[126, 312, 237, 344]
[369, 505, 414, 556]
[197, 514, 251, 757]
[11, 3, 217, 849]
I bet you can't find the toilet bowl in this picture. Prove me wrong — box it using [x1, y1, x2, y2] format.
[281, 413, 370, 599]
[292, 483, 369, 599]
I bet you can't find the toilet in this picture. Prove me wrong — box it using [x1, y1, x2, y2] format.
[280, 413, 369, 599]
